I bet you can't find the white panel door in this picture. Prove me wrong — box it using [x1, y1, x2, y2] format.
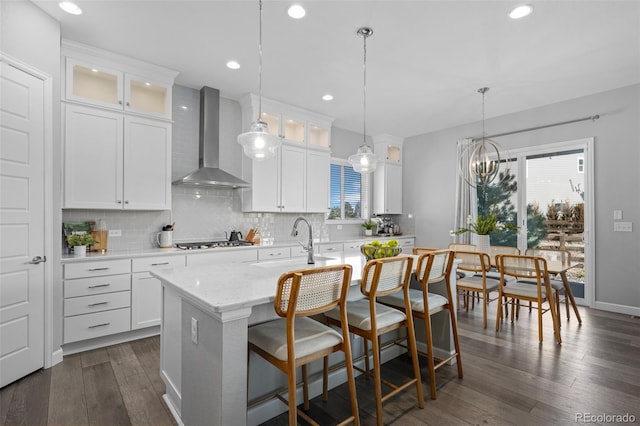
[0, 62, 45, 387]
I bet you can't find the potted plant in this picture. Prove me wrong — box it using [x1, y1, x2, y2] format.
[66, 233, 96, 257]
[450, 211, 518, 253]
[362, 220, 377, 236]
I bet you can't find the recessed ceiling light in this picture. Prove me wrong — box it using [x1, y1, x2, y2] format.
[59, 1, 82, 15]
[509, 5, 533, 19]
[226, 60, 240, 70]
[322, 94, 334, 101]
[180, 105, 188, 110]
[91, 68, 98, 73]
[287, 4, 306, 19]
[145, 82, 151, 86]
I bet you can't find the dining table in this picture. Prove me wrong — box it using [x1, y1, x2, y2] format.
[542, 258, 583, 324]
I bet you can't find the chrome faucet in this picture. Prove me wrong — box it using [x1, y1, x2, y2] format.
[291, 216, 314, 264]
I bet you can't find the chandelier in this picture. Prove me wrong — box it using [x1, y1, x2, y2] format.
[237, 0, 281, 161]
[348, 27, 379, 174]
[459, 87, 509, 187]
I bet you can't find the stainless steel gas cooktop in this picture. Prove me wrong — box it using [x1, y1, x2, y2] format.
[175, 241, 254, 250]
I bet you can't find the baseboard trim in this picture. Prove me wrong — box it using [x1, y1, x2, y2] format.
[51, 348, 64, 366]
[162, 394, 184, 426]
[594, 301, 640, 317]
[62, 326, 160, 356]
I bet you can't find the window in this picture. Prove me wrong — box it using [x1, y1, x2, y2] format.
[328, 159, 369, 220]
[577, 157, 584, 173]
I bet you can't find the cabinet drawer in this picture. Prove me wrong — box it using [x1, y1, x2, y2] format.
[396, 238, 415, 249]
[343, 242, 364, 254]
[317, 243, 343, 255]
[132, 255, 186, 272]
[187, 249, 258, 267]
[64, 274, 131, 298]
[258, 247, 290, 261]
[64, 290, 131, 317]
[64, 259, 131, 279]
[64, 308, 131, 344]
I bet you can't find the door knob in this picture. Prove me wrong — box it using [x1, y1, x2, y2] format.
[28, 256, 47, 264]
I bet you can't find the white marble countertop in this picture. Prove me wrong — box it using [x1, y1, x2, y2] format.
[151, 254, 370, 315]
[61, 235, 416, 263]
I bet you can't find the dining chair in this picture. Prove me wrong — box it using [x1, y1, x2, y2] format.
[325, 256, 423, 426]
[454, 250, 497, 328]
[379, 249, 463, 399]
[248, 264, 360, 426]
[524, 248, 572, 321]
[496, 254, 562, 344]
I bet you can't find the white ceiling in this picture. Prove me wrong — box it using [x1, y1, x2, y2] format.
[34, 0, 640, 138]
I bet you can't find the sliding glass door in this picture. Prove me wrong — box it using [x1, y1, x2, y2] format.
[476, 138, 593, 303]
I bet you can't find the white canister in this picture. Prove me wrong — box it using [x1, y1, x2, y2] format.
[157, 230, 173, 248]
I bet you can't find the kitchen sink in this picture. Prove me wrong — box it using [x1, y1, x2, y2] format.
[252, 256, 337, 268]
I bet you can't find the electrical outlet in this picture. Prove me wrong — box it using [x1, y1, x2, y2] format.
[191, 317, 198, 344]
[613, 210, 623, 220]
[337, 225, 343, 230]
[109, 229, 122, 237]
[614, 222, 633, 232]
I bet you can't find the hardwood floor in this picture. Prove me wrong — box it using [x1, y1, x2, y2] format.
[1, 304, 639, 425]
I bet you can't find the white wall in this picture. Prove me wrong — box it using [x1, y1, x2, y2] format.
[404, 84, 640, 312]
[1, 0, 63, 350]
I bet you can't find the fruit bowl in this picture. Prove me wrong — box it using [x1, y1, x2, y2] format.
[360, 241, 402, 261]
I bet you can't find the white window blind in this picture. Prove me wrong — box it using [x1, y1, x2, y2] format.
[328, 159, 369, 220]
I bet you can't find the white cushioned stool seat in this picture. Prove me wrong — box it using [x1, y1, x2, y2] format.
[325, 298, 406, 331]
[379, 288, 448, 314]
[458, 274, 499, 291]
[249, 317, 342, 361]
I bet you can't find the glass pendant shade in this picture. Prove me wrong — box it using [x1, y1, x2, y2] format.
[349, 145, 379, 174]
[238, 120, 280, 161]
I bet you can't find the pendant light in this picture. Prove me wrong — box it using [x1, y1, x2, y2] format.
[459, 87, 510, 187]
[348, 27, 379, 174]
[237, 0, 281, 161]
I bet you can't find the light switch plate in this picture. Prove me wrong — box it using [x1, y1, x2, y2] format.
[109, 229, 121, 237]
[614, 222, 633, 232]
[613, 210, 623, 220]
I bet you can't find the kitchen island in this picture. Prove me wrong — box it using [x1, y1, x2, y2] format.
[152, 253, 458, 426]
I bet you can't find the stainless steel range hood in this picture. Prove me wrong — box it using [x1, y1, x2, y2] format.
[172, 86, 250, 188]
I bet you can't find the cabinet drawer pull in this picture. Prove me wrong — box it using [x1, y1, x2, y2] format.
[88, 267, 110, 272]
[269, 252, 282, 256]
[88, 283, 111, 289]
[88, 302, 108, 307]
[151, 262, 170, 266]
[138, 277, 157, 280]
[326, 248, 336, 251]
[88, 323, 110, 329]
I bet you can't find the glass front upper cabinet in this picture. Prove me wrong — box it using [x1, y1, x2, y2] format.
[283, 116, 305, 144]
[125, 75, 171, 118]
[260, 112, 281, 136]
[66, 59, 123, 110]
[66, 58, 172, 119]
[308, 124, 330, 149]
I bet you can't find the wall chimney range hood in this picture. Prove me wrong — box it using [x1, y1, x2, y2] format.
[172, 86, 250, 188]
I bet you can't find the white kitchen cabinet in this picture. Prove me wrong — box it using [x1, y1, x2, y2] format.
[63, 259, 132, 344]
[131, 255, 186, 330]
[64, 54, 174, 120]
[306, 149, 330, 213]
[316, 242, 343, 256]
[373, 135, 404, 215]
[242, 143, 315, 213]
[63, 104, 171, 210]
[373, 162, 403, 215]
[187, 249, 258, 267]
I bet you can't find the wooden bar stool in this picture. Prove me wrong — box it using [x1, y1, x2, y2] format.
[248, 265, 360, 426]
[325, 256, 423, 426]
[379, 249, 463, 399]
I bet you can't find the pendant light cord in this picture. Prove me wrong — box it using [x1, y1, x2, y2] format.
[258, 0, 264, 120]
[362, 31, 367, 146]
[478, 87, 489, 142]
